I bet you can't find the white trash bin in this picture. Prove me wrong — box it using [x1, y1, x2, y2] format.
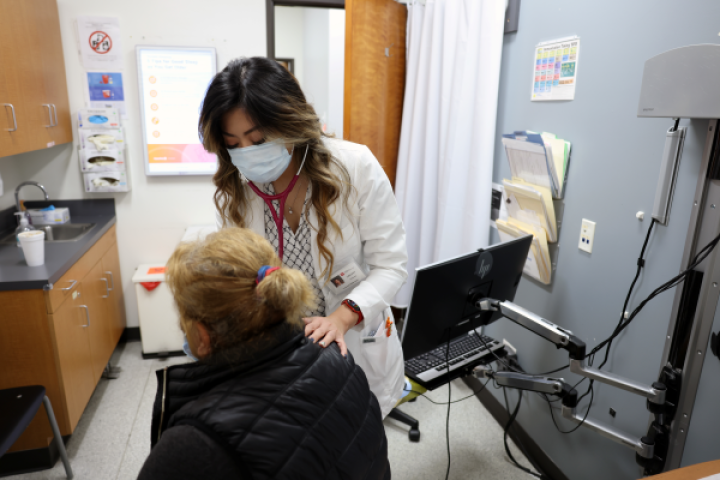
[132, 264, 185, 358]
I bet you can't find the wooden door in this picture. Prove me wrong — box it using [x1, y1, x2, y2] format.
[344, 0, 407, 187]
[34, 0, 72, 146]
[83, 261, 115, 382]
[102, 243, 127, 346]
[51, 286, 96, 432]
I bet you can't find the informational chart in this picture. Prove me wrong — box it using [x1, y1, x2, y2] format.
[531, 36, 580, 101]
[136, 46, 218, 176]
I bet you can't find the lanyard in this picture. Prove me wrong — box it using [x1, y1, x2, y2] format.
[246, 145, 309, 260]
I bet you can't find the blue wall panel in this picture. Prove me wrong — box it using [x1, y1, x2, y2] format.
[486, 2, 720, 478]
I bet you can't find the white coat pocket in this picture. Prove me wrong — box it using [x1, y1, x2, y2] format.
[360, 329, 392, 378]
[354, 316, 405, 417]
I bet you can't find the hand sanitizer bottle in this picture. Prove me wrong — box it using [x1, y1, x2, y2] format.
[14, 212, 36, 259]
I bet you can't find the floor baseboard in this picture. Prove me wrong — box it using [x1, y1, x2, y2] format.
[463, 376, 569, 480]
[0, 435, 70, 477]
[119, 327, 141, 343]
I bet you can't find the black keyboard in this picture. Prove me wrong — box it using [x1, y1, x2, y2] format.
[405, 333, 499, 376]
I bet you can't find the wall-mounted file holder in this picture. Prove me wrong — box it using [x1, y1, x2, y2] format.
[500, 130, 571, 286]
[76, 108, 130, 193]
[502, 131, 571, 200]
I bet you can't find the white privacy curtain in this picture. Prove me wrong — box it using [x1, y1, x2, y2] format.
[394, 0, 506, 307]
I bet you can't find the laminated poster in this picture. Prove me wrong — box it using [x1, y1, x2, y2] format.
[76, 16, 125, 72]
[531, 36, 580, 101]
[85, 72, 126, 114]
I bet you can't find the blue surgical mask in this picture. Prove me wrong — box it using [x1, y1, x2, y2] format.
[182, 337, 198, 362]
[228, 141, 293, 183]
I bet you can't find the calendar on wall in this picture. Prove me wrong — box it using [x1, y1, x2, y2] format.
[531, 36, 580, 101]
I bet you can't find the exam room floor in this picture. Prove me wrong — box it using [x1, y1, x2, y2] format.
[8, 341, 535, 480]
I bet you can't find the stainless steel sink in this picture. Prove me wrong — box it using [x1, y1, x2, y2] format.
[0, 223, 95, 244]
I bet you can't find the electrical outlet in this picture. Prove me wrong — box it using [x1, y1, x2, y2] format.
[579, 219, 596, 253]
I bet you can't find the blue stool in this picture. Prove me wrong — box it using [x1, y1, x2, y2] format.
[0, 386, 73, 478]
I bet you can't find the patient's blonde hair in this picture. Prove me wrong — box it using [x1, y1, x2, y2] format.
[166, 228, 316, 354]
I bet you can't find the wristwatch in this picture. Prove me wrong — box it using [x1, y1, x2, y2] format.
[342, 299, 364, 326]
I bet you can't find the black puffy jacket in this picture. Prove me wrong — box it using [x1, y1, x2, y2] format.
[147, 325, 390, 480]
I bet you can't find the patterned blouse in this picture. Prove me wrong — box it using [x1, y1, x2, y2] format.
[260, 182, 327, 318]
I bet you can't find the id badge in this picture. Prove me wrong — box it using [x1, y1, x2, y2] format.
[328, 259, 367, 296]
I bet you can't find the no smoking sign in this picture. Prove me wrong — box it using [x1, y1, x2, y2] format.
[89, 31, 112, 54]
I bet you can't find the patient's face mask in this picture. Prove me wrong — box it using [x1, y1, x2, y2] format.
[228, 141, 293, 183]
[182, 337, 198, 362]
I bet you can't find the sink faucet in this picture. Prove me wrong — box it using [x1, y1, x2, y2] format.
[15, 181, 49, 212]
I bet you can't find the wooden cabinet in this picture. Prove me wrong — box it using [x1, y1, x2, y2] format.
[51, 285, 96, 431]
[0, 226, 126, 453]
[83, 261, 116, 383]
[102, 244, 127, 346]
[0, 0, 72, 157]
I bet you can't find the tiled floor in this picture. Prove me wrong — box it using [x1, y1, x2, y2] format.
[7, 341, 535, 480]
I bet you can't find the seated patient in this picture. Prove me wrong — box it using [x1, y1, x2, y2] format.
[138, 228, 390, 480]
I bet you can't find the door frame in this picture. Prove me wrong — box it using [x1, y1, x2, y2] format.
[265, 0, 345, 60]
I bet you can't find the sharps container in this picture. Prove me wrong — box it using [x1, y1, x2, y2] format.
[132, 264, 185, 358]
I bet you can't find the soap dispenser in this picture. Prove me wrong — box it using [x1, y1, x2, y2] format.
[14, 212, 36, 258]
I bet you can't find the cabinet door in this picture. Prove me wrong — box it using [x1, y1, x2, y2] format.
[82, 262, 116, 382]
[34, 0, 72, 146]
[0, 0, 72, 157]
[0, 1, 43, 156]
[51, 285, 96, 432]
[102, 242, 127, 346]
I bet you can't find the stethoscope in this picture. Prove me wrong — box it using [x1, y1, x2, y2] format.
[245, 144, 309, 260]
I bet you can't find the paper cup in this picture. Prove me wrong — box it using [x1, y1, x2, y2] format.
[18, 230, 45, 266]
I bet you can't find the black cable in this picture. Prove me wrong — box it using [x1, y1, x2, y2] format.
[543, 382, 595, 434]
[502, 388, 544, 479]
[408, 378, 491, 405]
[594, 218, 657, 370]
[445, 332, 451, 480]
[586, 228, 720, 359]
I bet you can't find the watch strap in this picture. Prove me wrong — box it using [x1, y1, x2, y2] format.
[342, 299, 364, 326]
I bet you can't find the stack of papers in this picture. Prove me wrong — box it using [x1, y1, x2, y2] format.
[501, 131, 570, 198]
[496, 218, 552, 285]
[503, 178, 557, 243]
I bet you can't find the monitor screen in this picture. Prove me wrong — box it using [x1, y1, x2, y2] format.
[136, 46, 217, 176]
[400, 235, 532, 361]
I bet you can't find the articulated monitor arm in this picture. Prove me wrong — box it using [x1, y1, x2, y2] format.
[476, 298, 667, 462]
[474, 365, 656, 461]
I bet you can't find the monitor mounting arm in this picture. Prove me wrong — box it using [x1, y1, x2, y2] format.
[476, 298, 667, 462]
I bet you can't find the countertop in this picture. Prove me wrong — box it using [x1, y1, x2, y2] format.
[0, 199, 116, 292]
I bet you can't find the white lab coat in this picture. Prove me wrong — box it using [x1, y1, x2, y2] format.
[216, 138, 408, 417]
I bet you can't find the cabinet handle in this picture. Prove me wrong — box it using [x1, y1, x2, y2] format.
[79, 305, 91, 327]
[3, 104, 17, 132]
[105, 271, 114, 291]
[42, 104, 53, 127]
[101, 278, 109, 298]
[51, 104, 58, 127]
[61, 280, 78, 292]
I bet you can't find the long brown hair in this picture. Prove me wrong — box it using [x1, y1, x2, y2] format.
[166, 228, 316, 358]
[199, 57, 351, 279]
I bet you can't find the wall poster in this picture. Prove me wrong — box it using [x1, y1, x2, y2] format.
[531, 36, 580, 101]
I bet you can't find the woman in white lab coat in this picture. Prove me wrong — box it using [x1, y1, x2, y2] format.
[197, 57, 408, 416]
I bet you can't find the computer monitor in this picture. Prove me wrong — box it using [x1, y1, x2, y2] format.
[400, 235, 533, 362]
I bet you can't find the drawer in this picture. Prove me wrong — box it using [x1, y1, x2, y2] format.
[45, 225, 117, 313]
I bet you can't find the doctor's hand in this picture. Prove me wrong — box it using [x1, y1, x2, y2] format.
[303, 306, 358, 357]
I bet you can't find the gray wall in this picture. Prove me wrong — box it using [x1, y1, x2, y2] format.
[485, 1, 720, 479]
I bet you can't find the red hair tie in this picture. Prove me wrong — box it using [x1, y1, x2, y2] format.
[256, 266, 280, 284]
